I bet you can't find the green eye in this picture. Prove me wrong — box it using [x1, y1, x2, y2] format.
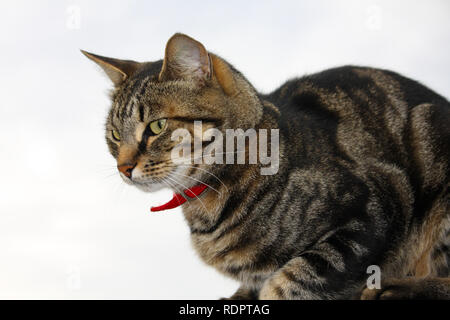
[111, 129, 121, 142]
[149, 119, 167, 135]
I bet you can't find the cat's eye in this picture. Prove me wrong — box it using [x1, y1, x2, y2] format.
[149, 119, 167, 135]
[111, 129, 121, 142]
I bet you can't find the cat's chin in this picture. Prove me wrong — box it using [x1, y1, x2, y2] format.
[133, 181, 166, 193]
[119, 173, 166, 193]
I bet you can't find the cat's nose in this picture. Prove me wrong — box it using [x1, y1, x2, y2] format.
[117, 163, 136, 179]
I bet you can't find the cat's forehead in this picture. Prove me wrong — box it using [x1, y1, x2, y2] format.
[115, 78, 197, 107]
[110, 72, 200, 127]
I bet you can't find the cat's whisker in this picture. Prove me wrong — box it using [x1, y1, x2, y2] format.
[159, 176, 176, 192]
[94, 168, 120, 176]
[157, 177, 181, 200]
[93, 164, 120, 172]
[161, 176, 190, 208]
[95, 168, 118, 173]
[169, 150, 246, 163]
[153, 158, 230, 192]
[110, 179, 127, 206]
[165, 174, 211, 215]
[103, 172, 120, 179]
[173, 165, 229, 192]
[93, 163, 119, 168]
[169, 170, 221, 195]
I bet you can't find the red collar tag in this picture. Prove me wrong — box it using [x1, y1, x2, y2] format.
[150, 184, 208, 212]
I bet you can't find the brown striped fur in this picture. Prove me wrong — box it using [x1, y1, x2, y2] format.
[83, 33, 450, 299]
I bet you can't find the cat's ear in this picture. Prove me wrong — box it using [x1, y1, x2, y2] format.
[81, 50, 141, 86]
[159, 33, 212, 84]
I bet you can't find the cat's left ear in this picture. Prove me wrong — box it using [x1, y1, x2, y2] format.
[81, 50, 141, 87]
[159, 33, 211, 84]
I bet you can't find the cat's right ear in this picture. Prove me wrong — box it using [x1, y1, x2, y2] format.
[159, 33, 212, 84]
[81, 50, 141, 87]
[159, 33, 238, 95]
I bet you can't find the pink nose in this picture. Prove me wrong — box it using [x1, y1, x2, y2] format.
[117, 163, 136, 179]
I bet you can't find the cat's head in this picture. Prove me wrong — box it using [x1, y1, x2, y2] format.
[83, 33, 263, 192]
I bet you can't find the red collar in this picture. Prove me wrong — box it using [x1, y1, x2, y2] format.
[150, 184, 208, 212]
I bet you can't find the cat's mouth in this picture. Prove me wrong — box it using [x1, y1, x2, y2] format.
[119, 165, 192, 193]
[117, 167, 165, 192]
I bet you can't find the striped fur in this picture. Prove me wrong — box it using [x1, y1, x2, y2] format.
[84, 33, 450, 299]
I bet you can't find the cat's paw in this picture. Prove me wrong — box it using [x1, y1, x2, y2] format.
[360, 278, 419, 300]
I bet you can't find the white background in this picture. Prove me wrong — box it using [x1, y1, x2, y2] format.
[0, 0, 449, 299]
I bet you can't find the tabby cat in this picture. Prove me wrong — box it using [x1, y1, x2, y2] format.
[83, 33, 450, 299]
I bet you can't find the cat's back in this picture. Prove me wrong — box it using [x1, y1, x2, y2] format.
[265, 66, 450, 161]
[265, 65, 449, 218]
[266, 65, 449, 115]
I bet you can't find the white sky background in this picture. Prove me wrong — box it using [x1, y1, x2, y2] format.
[0, 0, 449, 299]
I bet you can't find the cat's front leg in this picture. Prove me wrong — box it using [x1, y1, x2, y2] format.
[259, 256, 329, 299]
[259, 243, 369, 299]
